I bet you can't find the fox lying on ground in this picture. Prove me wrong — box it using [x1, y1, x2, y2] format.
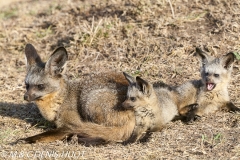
[22, 44, 136, 145]
[121, 72, 178, 144]
[175, 48, 240, 120]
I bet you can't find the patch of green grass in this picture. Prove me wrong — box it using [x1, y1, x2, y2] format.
[133, 70, 141, 76]
[201, 134, 207, 142]
[28, 10, 37, 16]
[0, 33, 4, 38]
[28, 118, 54, 130]
[0, 8, 18, 19]
[79, 20, 114, 46]
[233, 52, 240, 60]
[0, 129, 19, 144]
[213, 133, 222, 143]
[24, 117, 54, 130]
[35, 26, 53, 38]
[36, 119, 55, 129]
[201, 133, 223, 147]
[185, 11, 208, 21]
[55, 4, 62, 10]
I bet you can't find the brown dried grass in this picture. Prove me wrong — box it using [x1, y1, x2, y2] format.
[0, 0, 239, 159]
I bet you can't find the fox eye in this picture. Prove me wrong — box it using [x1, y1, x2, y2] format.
[214, 74, 219, 77]
[25, 84, 29, 90]
[130, 97, 136, 102]
[37, 84, 45, 90]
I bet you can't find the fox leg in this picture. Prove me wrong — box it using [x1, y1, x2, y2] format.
[139, 132, 152, 143]
[176, 103, 199, 122]
[23, 127, 72, 143]
[180, 103, 202, 122]
[123, 126, 147, 145]
[179, 103, 199, 116]
[223, 101, 240, 112]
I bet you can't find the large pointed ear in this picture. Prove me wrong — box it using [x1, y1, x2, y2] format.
[25, 44, 43, 67]
[45, 47, 68, 76]
[123, 72, 135, 84]
[194, 47, 210, 65]
[221, 52, 235, 69]
[136, 76, 152, 96]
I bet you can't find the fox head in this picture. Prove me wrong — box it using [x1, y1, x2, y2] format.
[122, 72, 154, 110]
[24, 44, 68, 102]
[195, 47, 235, 92]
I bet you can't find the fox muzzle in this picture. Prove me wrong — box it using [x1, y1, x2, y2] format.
[24, 93, 30, 101]
[24, 92, 39, 102]
[122, 101, 134, 110]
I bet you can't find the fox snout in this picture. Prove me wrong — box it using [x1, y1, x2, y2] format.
[24, 93, 30, 101]
[24, 92, 33, 102]
[206, 77, 213, 83]
[24, 92, 39, 102]
[122, 100, 134, 110]
[204, 76, 216, 91]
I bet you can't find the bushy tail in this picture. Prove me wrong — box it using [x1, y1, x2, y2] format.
[71, 121, 135, 146]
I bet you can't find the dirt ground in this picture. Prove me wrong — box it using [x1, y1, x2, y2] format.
[0, 0, 239, 159]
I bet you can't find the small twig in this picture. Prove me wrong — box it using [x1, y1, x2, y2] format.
[167, 0, 175, 18]
[89, 17, 102, 46]
[94, 52, 100, 63]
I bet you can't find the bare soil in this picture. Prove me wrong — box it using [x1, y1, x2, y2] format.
[0, 0, 239, 159]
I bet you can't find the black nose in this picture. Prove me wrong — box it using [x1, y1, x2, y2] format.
[24, 94, 29, 101]
[206, 77, 210, 82]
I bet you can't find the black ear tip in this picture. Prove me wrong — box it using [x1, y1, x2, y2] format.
[227, 52, 235, 58]
[55, 46, 67, 52]
[136, 76, 142, 81]
[54, 47, 68, 58]
[25, 43, 35, 51]
[195, 47, 202, 53]
[26, 43, 33, 48]
[25, 44, 38, 57]
[223, 52, 235, 61]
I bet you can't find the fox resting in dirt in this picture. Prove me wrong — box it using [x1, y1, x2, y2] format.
[22, 44, 137, 145]
[175, 48, 240, 120]
[121, 72, 178, 144]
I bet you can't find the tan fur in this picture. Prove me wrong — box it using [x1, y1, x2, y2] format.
[24, 128, 72, 143]
[174, 48, 240, 120]
[22, 44, 135, 145]
[32, 73, 135, 144]
[122, 74, 178, 144]
[35, 91, 62, 121]
[174, 80, 201, 116]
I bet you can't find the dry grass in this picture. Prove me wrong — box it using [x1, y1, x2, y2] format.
[0, 0, 240, 159]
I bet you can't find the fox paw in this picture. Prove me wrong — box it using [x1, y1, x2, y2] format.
[188, 103, 199, 111]
[122, 139, 134, 145]
[233, 107, 240, 113]
[193, 115, 201, 121]
[185, 114, 201, 124]
[139, 132, 152, 143]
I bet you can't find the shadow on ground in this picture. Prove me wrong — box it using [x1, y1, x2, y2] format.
[0, 102, 53, 128]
